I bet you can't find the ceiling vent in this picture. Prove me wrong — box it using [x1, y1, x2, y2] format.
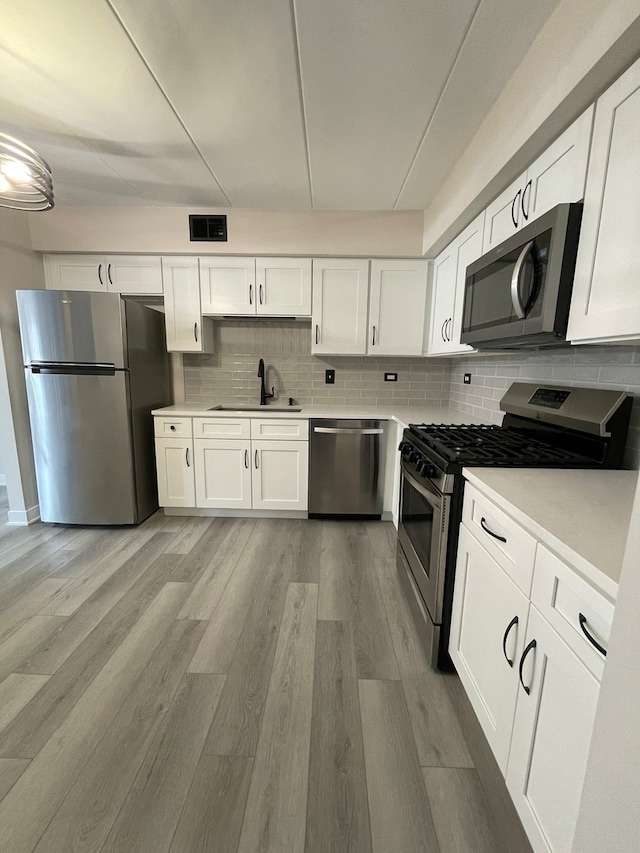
[189, 214, 227, 242]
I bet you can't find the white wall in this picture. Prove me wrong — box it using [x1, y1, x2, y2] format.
[571, 472, 640, 851]
[28, 207, 425, 257]
[0, 208, 46, 522]
[422, 0, 640, 256]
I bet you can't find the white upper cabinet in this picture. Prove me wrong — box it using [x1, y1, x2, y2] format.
[368, 259, 428, 356]
[44, 254, 162, 294]
[256, 258, 312, 316]
[483, 107, 594, 254]
[311, 259, 369, 355]
[200, 257, 311, 316]
[162, 256, 214, 353]
[428, 213, 484, 356]
[568, 57, 640, 344]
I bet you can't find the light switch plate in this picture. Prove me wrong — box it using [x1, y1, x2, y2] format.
[384, 372, 398, 382]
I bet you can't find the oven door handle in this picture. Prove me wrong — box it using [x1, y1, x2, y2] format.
[401, 460, 443, 507]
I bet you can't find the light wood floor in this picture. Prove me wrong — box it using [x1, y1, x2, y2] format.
[0, 490, 511, 853]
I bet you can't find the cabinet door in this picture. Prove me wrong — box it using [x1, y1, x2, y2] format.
[106, 256, 163, 295]
[526, 106, 593, 223]
[311, 259, 369, 355]
[483, 172, 526, 253]
[162, 257, 207, 353]
[506, 605, 600, 853]
[449, 525, 529, 773]
[199, 257, 255, 315]
[256, 257, 312, 316]
[194, 439, 252, 509]
[449, 213, 484, 354]
[251, 440, 308, 511]
[428, 244, 456, 356]
[155, 438, 195, 507]
[568, 58, 640, 344]
[368, 259, 428, 355]
[43, 254, 106, 291]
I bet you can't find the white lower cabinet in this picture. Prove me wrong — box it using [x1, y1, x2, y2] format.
[156, 416, 308, 513]
[155, 437, 195, 508]
[450, 483, 612, 853]
[506, 605, 600, 853]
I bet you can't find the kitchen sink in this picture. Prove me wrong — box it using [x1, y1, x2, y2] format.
[207, 405, 302, 412]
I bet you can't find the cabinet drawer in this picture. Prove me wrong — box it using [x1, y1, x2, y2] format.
[193, 418, 251, 440]
[154, 417, 193, 438]
[531, 545, 613, 679]
[250, 419, 309, 440]
[462, 484, 536, 596]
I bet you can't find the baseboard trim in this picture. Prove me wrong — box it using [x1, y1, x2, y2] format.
[163, 507, 308, 519]
[7, 504, 41, 526]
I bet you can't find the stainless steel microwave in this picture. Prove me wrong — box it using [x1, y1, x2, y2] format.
[461, 202, 583, 349]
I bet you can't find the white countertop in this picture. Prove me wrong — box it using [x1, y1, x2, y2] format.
[463, 467, 638, 598]
[153, 403, 489, 429]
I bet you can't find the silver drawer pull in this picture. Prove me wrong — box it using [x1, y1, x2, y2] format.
[313, 427, 384, 435]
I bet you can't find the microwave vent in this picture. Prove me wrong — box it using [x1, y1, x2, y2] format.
[189, 214, 227, 242]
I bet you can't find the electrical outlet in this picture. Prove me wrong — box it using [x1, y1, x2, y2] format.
[463, 373, 472, 385]
[325, 369, 335, 384]
[384, 372, 398, 382]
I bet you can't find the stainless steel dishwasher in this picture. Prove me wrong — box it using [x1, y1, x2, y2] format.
[308, 419, 386, 518]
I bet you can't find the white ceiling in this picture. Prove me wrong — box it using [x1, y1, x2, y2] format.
[0, 0, 561, 210]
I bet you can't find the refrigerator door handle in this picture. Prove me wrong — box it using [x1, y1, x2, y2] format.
[29, 362, 117, 376]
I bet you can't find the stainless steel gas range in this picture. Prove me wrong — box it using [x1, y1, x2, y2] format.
[397, 383, 632, 671]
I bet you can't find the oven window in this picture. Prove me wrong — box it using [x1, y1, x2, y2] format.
[401, 475, 434, 582]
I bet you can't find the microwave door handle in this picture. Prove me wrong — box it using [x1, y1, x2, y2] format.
[510, 240, 534, 319]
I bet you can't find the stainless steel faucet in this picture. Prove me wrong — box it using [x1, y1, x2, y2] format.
[257, 358, 275, 406]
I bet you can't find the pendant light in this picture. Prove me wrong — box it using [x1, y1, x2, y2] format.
[0, 133, 54, 211]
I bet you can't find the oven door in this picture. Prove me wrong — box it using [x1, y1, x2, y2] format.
[397, 460, 450, 624]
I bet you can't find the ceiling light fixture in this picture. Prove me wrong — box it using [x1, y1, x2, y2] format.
[0, 133, 54, 211]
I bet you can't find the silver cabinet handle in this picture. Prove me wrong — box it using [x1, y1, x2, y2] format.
[315, 324, 319, 345]
[371, 325, 377, 346]
[313, 427, 384, 435]
[259, 284, 263, 305]
[107, 263, 113, 286]
[98, 263, 103, 286]
[521, 179, 532, 221]
[254, 449, 259, 469]
[510, 240, 534, 319]
[244, 449, 249, 469]
[194, 322, 199, 342]
[249, 284, 253, 305]
[185, 447, 191, 467]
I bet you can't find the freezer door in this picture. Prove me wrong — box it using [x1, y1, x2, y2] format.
[17, 290, 127, 367]
[25, 369, 138, 524]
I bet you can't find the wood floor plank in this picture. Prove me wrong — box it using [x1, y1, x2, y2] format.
[237, 583, 318, 853]
[366, 521, 397, 559]
[168, 755, 254, 853]
[161, 516, 214, 554]
[0, 674, 49, 736]
[201, 551, 291, 756]
[168, 517, 237, 583]
[377, 558, 473, 768]
[0, 576, 70, 645]
[352, 558, 400, 680]
[0, 582, 191, 853]
[305, 620, 372, 853]
[187, 521, 274, 674]
[423, 767, 506, 853]
[0, 545, 81, 614]
[0, 759, 30, 802]
[101, 673, 226, 853]
[178, 519, 255, 619]
[0, 555, 182, 759]
[289, 519, 321, 583]
[318, 522, 355, 620]
[359, 679, 440, 853]
[32, 619, 206, 853]
[0, 615, 67, 683]
[18, 532, 174, 675]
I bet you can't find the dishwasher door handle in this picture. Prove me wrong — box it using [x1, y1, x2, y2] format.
[313, 427, 384, 435]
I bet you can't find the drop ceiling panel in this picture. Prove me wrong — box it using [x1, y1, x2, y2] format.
[111, 0, 312, 208]
[396, 0, 562, 209]
[0, 0, 227, 206]
[294, 0, 480, 209]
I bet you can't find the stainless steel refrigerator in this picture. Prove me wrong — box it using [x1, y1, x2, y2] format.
[17, 290, 171, 525]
